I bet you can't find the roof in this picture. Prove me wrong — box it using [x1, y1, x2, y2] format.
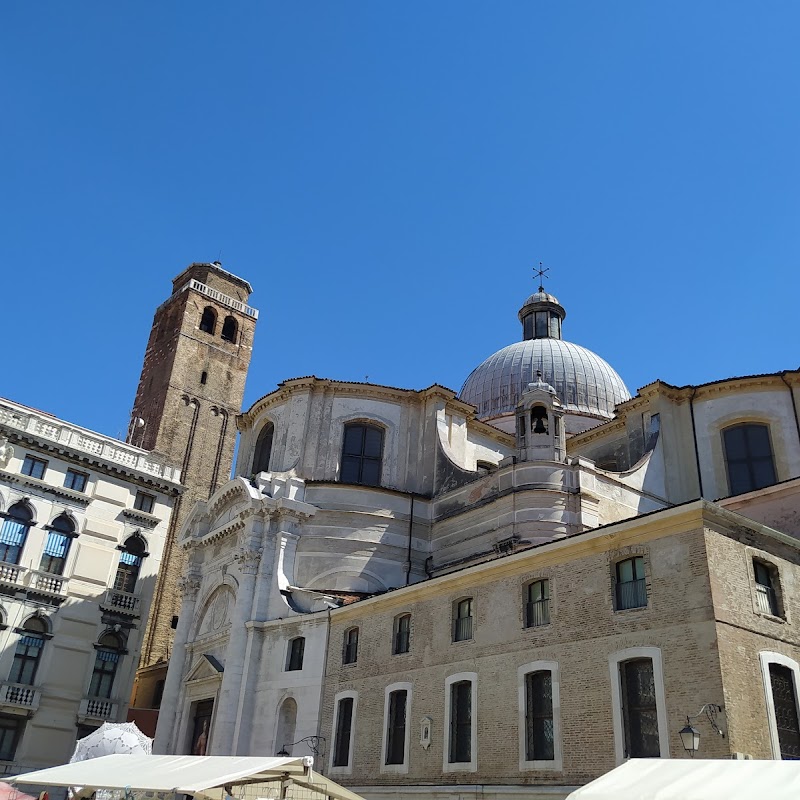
[11, 754, 366, 800]
[566, 758, 800, 800]
[459, 338, 631, 420]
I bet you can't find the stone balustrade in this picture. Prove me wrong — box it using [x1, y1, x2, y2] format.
[0, 402, 181, 483]
[0, 682, 41, 712]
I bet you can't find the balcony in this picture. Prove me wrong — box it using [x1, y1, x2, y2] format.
[0, 682, 41, 715]
[100, 588, 141, 616]
[79, 696, 119, 722]
[25, 569, 68, 597]
[0, 562, 26, 588]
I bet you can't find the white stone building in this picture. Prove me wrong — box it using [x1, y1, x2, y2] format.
[0, 398, 181, 773]
[153, 286, 800, 796]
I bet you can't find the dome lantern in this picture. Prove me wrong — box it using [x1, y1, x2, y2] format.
[518, 290, 566, 341]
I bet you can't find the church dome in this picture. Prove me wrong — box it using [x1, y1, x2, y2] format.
[459, 281, 631, 428]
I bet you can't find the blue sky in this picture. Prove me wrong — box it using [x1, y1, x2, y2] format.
[3, 3, 799, 439]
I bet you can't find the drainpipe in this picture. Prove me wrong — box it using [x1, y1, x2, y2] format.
[780, 372, 800, 452]
[314, 607, 332, 774]
[405, 494, 414, 585]
[688, 387, 704, 499]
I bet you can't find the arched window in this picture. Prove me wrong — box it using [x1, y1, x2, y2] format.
[89, 632, 123, 699]
[275, 697, 297, 756]
[114, 535, 147, 594]
[286, 637, 305, 671]
[343, 627, 359, 665]
[0, 502, 32, 565]
[341, 423, 384, 487]
[9, 617, 47, 686]
[252, 422, 274, 474]
[723, 423, 777, 495]
[221, 316, 238, 343]
[40, 513, 75, 576]
[199, 306, 217, 334]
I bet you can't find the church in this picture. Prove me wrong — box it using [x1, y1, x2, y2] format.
[141, 263, 800, 798]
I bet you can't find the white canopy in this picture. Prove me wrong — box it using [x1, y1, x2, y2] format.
[10, 754, 366, 800]
[566, 758, 800, 800]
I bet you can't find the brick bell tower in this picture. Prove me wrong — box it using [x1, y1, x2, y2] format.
[129, 262, 257, 717]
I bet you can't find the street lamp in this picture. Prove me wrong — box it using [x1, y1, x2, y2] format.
[277, 736, 326, 759]
[680, 704, 725, 756]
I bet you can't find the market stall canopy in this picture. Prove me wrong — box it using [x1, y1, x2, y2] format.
[566, 758, 800, 800]
[10, 754, 366, 800]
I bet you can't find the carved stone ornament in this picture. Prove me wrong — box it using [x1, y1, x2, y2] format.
[0, 437, 14, 468]
[178, 574, 202, 600]
[420, 716, 432, 749]
[234, 547, 262, 574]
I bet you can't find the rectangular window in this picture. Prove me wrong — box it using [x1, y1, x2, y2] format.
[393, 614, 411, 655]
[133, 492, 155, 514]
[621, 659, 660, 758]
[89, 651, 120, 699]
[769, 663, 800, 759]
[286, 637, 305, 671]
[343, 628, 358, 665]
[21, 456, 47, 480]
[724, 424, 777, 495]
[525, 580, 550, 627]
[0, 716, 23, 761]
[525, 671, 554, 761]
[754, 560, 780, 616]
[64, 469, 88, 492]
[333, 697, 354, 767]
[449, 681, 472, 763]
[453, 598, 473, 642]
[385, 690, 407, 765]
[615, 557, 647, 610]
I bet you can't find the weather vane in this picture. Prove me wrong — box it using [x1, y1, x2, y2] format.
[533, 261, 550, 292]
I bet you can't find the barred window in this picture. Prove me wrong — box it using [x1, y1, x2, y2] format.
[621, 658, 660, 758]
[524, 671, 554, 761]
[453, 598, 474, 642]
[768, 663, 800, 759]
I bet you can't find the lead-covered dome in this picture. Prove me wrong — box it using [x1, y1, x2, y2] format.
[459, 284, 630, 432]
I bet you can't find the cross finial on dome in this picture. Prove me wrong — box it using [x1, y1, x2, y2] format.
[533, 261, 549, 292]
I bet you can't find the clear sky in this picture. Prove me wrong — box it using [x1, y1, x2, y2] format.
[3, 3, 799, 439]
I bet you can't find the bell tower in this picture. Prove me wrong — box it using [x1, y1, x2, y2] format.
[129, 262, 258, 714]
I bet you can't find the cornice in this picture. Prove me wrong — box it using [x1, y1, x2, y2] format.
[0, 469, 92, 507]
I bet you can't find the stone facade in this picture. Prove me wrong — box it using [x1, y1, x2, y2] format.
[0, 397, 180, 774]
[130, 263, 257, 711]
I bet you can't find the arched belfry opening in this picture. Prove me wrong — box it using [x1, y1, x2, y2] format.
[221, 315, 238, 343]
[200, 306, 217, 334]
[516, 373, 565, 463]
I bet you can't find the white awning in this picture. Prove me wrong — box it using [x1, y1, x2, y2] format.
[566, 758, 800, 800]
[9, 754, 366, 800]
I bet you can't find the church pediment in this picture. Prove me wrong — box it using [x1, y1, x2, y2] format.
[185, 653, 224, 683]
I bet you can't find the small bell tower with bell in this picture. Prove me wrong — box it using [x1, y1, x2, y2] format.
[516, 372, 566, 463]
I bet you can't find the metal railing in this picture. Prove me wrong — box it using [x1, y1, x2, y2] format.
[453, 616, 473, 642]
[525, 598, 551, 627]
[0, 682, 41, 711]
[755, 583, 779, 616]
[616, 578, 647, 610]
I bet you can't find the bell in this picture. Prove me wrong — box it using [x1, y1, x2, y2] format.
[533, 416, 546, 434]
